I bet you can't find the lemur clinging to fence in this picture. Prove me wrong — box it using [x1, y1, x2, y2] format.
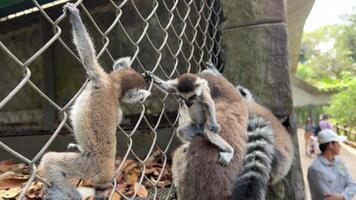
[38, 3, 150, 200]
[144, 71, 235, 165]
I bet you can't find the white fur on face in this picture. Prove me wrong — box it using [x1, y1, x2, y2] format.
[122, 88, 151, 103]
[112, 57, 131, 71]
[195, 78, 208, 96]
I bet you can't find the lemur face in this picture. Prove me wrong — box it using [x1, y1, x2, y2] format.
[179, 92, 198, 107]
[118, 68, 151, 103]
[176, 74, 206, 107]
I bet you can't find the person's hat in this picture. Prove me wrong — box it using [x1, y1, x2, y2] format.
[318, 129, 347, 144]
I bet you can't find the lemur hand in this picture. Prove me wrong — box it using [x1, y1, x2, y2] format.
[209, 122, 220, 134]
[63, 3, 79, 16]
[142, 71, 161, 84]
[142, 71, 154, 82]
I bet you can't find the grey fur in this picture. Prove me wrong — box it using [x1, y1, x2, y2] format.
[145, 72, 235, 166]
[39, 4, 150, 200]
[232, 114, 274, 200]
[171, 62, 293, 199]
[172, 71, 250, 200]
[235, 85, 294, 185]
[112, 57, 131, 70]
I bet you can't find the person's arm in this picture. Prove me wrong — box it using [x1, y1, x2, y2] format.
[308, 167, 333, 200]
[340, 167, 356, 200]
[324, 193, 345, 200]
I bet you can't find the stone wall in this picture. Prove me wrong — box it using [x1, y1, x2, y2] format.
[220, 0, 305, 199]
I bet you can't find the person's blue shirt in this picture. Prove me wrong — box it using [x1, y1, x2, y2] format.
[308, 155, 356, 200]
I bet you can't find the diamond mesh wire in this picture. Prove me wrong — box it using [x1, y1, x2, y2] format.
[0, 0, 223, 199]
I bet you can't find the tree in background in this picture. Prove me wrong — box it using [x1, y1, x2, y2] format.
[297, 12, 356, 128]
[325, 80, 356, 128]
[297, 13, 356, 90]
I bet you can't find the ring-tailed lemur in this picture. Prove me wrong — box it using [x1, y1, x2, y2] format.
[38, 4, 150, 199]
[144, 72, 234, 165]
[232, 113, 275, 200]
[205, 62, 294, 185]
[235, 85, 294, 185]
[171, 62, 294, 200]
[171, 68, 249, 200]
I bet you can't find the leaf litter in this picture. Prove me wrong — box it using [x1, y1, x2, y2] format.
[0, 151, 172, 199]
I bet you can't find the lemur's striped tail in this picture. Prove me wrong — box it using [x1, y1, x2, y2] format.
[232, 115, 275, 200]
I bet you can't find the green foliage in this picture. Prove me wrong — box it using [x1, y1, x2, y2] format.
[325, 80, 356, 128]
[295, 105, 324, 127]
[297, 13, 356, 90]
[297, 12, 356, 129]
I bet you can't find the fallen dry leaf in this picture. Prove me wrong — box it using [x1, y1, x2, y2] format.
[157, 180, 171, 188]
[0, 171, 16, 181]
[146, 150, 161, 163]
[111, 192, 121, 200]
[125, 173, 138, 185]
[125, 190, 134, 196]
[29, 181, 43, 189]
[133, 183, 148, 198]
[115, 160, 138, 183]
[144, 168, 156, 175]
[122, 160, 138, 174]
[153, 169, 160, 176]
[0, 186, 22, 198]
[82, 196, 94, 200]
[26, 183, 44, 199]
[116, 183, 129, 194]
[0, 178, 27, 190]
[10, 163, 27, 174]
[0, 160, 15, 173]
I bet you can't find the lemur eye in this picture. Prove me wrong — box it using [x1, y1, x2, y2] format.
[189, 94, 197, 101]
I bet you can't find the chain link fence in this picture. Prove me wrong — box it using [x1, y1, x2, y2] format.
[0, 0, 223, 199]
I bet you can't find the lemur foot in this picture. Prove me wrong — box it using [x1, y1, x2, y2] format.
[218, 151, 234, 166]
[208, 122, 220, 134]
[67, 143, 82, 152]
[63, 3, 79, 16]
[45, 183, 82, 200]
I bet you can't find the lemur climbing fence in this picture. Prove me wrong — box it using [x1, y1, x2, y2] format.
[0, 0, 223, 199]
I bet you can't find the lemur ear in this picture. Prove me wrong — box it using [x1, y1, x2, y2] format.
[195, 78, 208, 95]
[113, 57, 131, 71]
[122, 88, 151, 103]
[236, 85, 253, 101]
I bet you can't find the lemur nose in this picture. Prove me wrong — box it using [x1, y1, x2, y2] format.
[185, 100, 194, 107]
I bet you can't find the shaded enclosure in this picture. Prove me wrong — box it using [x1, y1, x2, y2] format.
[0, 0, 223, 199]
[0, 0, 304, 199]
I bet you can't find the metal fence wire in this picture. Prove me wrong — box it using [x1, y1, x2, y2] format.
[0, 0, 223, 199]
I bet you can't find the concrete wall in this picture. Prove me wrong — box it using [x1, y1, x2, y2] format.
[220, 0, 306, 199]
[291, 84, 331, 107]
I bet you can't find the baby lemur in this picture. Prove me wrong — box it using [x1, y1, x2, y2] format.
[144, 72, 234, 165]
[38, 3, 150, 200]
